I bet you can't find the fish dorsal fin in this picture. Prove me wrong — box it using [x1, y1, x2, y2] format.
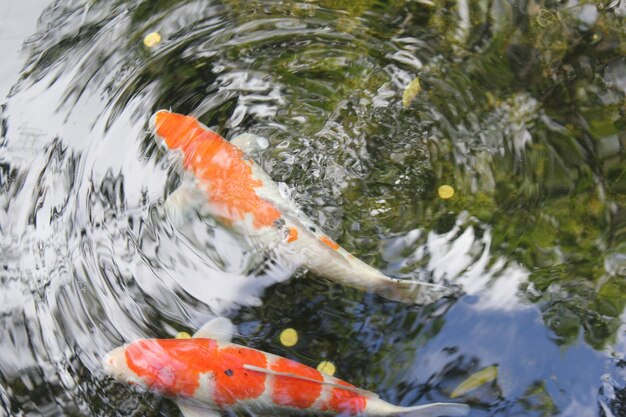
[193, 317, 236, 342]
[242, 364, 379, 399]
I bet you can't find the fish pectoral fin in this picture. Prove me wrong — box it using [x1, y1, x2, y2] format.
[164, 181, 208, 227]
[242, 364, 379, 399]
[177, 401, 221, 417]
[229, 133, 269, 157]
[193, 317, 236, 342]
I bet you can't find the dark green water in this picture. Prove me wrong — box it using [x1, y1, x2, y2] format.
[0, 1, 624, 416]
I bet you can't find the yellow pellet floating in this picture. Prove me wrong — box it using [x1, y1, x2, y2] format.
[317, 361, 336, 376]
[438, 184, 455, 199]
[279, 328, 298, 347]
[143, 32, 161, 48]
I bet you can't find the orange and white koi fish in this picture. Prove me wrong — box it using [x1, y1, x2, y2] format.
[150, 110, 450, 304]
[103, 318, 469, 417]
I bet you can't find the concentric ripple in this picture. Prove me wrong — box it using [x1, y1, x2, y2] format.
[0, 1, 625, 416]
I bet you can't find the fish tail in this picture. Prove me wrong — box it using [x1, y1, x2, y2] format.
[396, 402, 470, 417]
[376, 277, 453, 305]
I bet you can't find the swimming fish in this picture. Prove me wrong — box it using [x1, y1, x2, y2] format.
[150, 110, 450, 304]
[103, 317, 469, 417]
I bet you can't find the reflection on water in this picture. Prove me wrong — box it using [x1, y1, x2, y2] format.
[0, 0, 624, 416]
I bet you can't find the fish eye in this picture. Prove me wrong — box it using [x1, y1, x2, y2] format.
[224, 369, 234, 377]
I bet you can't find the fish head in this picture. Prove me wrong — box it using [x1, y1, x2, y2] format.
[102, 339, 177, 392]
[150, 110, 202, 151]
[103, 338, 218, 398]
[102, 344, 146, 387]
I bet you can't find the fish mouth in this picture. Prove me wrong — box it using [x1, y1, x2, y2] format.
[102, 346, 128, 380]
[149, 109, 169, 135]
[149, 109, 173, 150]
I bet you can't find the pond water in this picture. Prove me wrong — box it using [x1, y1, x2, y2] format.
[0, 1, 625, 416]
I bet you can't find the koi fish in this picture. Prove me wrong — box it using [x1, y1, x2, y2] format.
[150, 110, 450, 304]
[103, 317, 469, 417]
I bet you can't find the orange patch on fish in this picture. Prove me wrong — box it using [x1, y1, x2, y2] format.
[153, 111, 282, 228]
[154, 111, 222, 152]
[328, 380, 367, 414]
[270, 358, 324, 409]
[213, 346, 267, 406]
[125, 339, 267, 407]
[287, 227, 298, 243]
[319, 235, 340, 250]
[125, 338, 218, 397]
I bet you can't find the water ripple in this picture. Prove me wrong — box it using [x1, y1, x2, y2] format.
[1, 1, 625, 416]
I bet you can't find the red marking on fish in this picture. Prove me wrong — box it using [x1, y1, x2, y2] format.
[153, 111, 217, 151]
[328, 380, 367, 414]
[287, 227, 298, 243]
[270, 357, 323, 409]
[125, 339, 267, 406]
[214, 346, 267, 406]
[126, 338, 217, 397]
[319, 235, 340, 250]
[153, 111, 282, 228]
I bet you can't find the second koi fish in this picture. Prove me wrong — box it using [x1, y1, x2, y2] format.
[103, 317, 469, 417]
[150, 110, 449, 304]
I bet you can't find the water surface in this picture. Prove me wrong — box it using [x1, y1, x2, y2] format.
[0, 1, 625, 416]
